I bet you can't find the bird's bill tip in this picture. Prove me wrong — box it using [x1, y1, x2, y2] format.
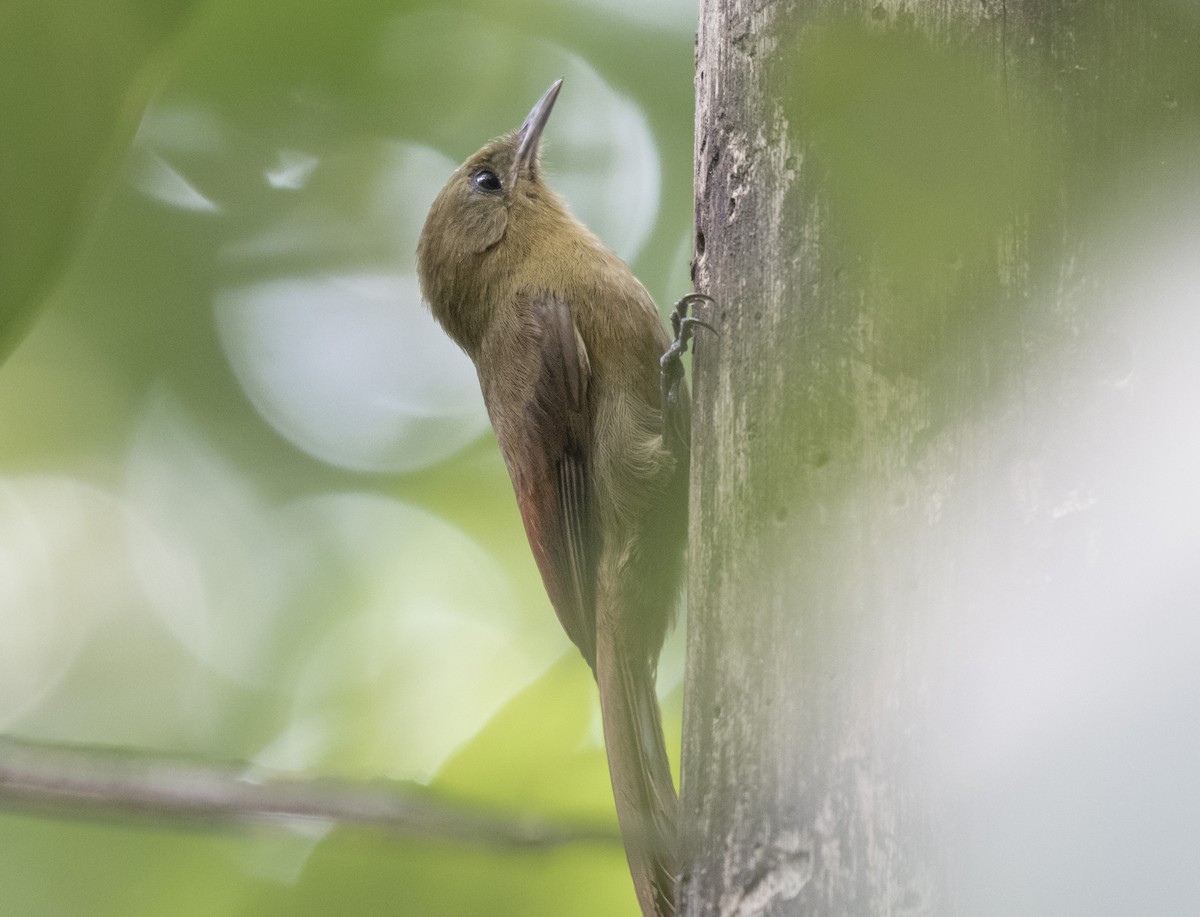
[514, 78, 564, 174]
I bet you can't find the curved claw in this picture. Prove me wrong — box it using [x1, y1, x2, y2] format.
[679, 316, 717, 337]
[669, 293, 718, 338]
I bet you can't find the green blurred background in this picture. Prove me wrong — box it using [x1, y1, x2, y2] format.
[0, 0, 696, 913]
[7, 0, 1200, 914]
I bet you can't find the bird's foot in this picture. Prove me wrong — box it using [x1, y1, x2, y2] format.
[660, 293, 716, 444]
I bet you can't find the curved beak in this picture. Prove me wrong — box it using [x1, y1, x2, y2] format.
[511, 79, 563, 186]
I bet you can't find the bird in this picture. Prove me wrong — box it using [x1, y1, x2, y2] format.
[417, 78, 708, 917]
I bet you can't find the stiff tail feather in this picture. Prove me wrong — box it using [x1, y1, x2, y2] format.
[596, 637, 678, 917]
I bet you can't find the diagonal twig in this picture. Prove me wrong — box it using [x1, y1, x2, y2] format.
[0, 735, 617, 849]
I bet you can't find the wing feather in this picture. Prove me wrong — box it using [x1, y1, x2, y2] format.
[505, 292, 598, 670]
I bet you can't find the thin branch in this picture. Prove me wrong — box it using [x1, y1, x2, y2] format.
[0, 735, 617, 849]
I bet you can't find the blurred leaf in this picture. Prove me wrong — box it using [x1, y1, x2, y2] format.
[0, 814, 260, 917]
[261, 829, 636, 917]
[0, 0, 197, 360]
[435, 656, 615, 824]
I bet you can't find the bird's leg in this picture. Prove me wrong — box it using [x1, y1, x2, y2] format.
[660, 293, 715, 456]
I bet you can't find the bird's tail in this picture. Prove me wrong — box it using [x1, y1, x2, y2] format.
[596, 635, 678, 917]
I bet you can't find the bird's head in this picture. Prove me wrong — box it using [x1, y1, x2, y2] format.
[419, 81, 562, 270]
[417, 80, 566, 350]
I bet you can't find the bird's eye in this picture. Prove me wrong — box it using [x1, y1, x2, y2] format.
[472, 169, 502, 193]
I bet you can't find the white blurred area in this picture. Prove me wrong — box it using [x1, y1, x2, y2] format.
[213, 139, 491, 474]
[216, 265, 486, 474]
[908, 198, 1200, 914]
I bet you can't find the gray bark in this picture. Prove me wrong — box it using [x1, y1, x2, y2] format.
[684, 1, 1200, 915]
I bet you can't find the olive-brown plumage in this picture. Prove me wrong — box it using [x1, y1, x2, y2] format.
[417, 80, 686, 916]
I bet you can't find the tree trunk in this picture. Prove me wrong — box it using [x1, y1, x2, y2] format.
[684, 1, 1200, 915]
